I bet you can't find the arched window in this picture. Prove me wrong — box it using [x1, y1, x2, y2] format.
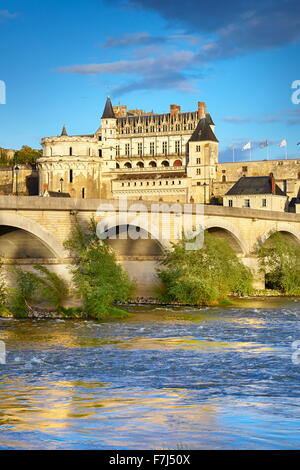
[69, 147, 72, 156]
[222, 175, 226, 182]
[137, 161, 144, 168]
[161, 160, 170, 167]
[149, 161, 157, 167]
[116, 163, 120, 169]
[173, 160, 182, 167]
[124, 162, 132, 168]
[69, 169, 73, 183]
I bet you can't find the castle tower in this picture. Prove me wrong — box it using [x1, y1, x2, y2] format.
[187, 102, 219, 203]
[100, 97, 117, 170]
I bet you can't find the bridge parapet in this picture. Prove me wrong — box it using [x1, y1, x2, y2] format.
[0, 195, 299, 223]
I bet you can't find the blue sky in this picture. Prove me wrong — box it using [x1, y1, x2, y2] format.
[0, 0, 300, 162]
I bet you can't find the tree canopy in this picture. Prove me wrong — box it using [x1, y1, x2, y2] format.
[13, 146, 42, 165]
[158, 231, 253, 305]
[257, 232, 300, 295]
[64, 218, 135, 319]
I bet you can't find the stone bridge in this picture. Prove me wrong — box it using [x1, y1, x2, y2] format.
[0, 196, 299, 296]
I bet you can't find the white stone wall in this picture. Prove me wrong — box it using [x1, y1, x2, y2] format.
[223, 194, 288, 212]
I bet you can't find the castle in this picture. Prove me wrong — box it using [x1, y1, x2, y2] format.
[37, 97, 300, 211]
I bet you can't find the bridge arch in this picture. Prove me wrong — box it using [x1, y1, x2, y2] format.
[98, 224, 165, 257]
[96, 213, 169, 256]
[204, 218, 249, 254]
[0, 212, 66, 258]
[259, 223, 300, 245]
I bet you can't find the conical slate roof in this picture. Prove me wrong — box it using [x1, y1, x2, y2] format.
[61, 125, 68, 136]
[189, 117, 219, 143]
[101, 97, 115, 119]
[205, 113, 215, 126]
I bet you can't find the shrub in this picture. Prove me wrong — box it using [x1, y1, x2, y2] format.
[64, 218, 134, 319]
[257, 232, 300, 295]
[158, 231, 253, 305]
[9, 265, 68, 317]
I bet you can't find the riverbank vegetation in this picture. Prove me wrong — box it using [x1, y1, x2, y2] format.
[9, 265, 69, 317]
[0, 262, 69, 318]
[257, 232, 300, 295]
[63, 218, 135, 319]
[158, 232, 253, 305]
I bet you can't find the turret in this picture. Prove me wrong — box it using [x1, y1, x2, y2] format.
[187, 113, 219, 203]
[61, 125, 68, 136]
[100, 97, 117, 169]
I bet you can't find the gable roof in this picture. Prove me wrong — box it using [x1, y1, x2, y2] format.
[101, 97, 116, 119]
[226, 176, 286, 196]
[189, 117, 219, 143]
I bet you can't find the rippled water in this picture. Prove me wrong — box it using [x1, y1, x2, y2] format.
[0, 298, 300, 450]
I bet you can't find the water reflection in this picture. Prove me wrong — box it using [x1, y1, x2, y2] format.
[0, 298, 300, 449]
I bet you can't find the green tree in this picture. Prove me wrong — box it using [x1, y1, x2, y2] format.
[0, 148, 10, 166]
[13, 146, 42, 165]
[257, 232, 300, 295]
[64, 218, 134, 319]
[32, 264, 69, 308]
[0, 257, 8, 312]
[10, 268, 38, 317]
[158, 231, 253, 305]
[9, 265, 68, 317]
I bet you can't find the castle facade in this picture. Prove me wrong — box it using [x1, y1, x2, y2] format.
[37, 97, 300, 209]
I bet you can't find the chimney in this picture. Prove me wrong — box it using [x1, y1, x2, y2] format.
[198, 101, 207, 119]
[113, 104, 127, 117]
[170, 104, 181, 116]
[271, 175, 276, 194]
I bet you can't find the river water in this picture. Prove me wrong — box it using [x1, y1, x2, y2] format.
[0, 298, 300, 450]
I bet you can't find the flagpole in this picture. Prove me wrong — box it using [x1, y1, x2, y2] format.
[250, 142, 252, 161]
[285, 138, 288, 160]
[233, 146, 235, 162]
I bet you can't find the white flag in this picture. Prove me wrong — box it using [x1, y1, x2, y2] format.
[279, 139, 287, 147]
[242, 141, 251, 150]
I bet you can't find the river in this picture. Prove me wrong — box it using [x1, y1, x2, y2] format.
[0, 298, 299, 450]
